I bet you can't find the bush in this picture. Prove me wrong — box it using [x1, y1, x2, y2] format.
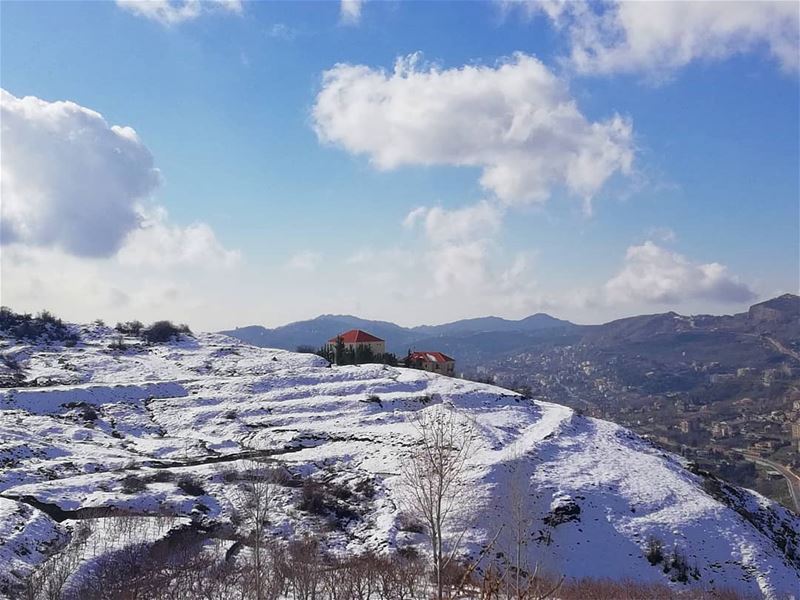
[296, 345, 317, 354]
[298, 479, 358, 521]
[115, 320, 143, 335]
[300, 480, 328, 516]
[143, 321, 187, 343]
[108, 335, 128, 351]
[354, 478, 376, 499]
[645, 535, 664, 565]
[396, 514, 425, 534]
[120, 475, 147, 495]
[667, 546, 691, 583]
[0, 307, 79, 343]
[177, 477, 206, 497]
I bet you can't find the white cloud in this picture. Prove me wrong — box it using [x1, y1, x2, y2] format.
[313, 52, 633, 207]
[340, 0, 364, 25]
[1, 89, 239, 267]
[522, 0, 799, 77]
[285, 250, 322, 272]
[0, 243, 238, 328]
[403, 200, 538, 309]
[117, 205, 240, 268]
[605, 241, 756, 305]
[1, 89, 160, 257]
[116, 0, 242, 26]
[403, 201, 503, 243]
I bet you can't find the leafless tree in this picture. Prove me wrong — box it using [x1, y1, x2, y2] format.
[399, 407, 477, 600]
[503, 451, 536, 599]
[240, 461, 278, 600]
[485, 451, 562, 600]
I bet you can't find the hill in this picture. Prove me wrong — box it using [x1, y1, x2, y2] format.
[220, 312, 575, 356]
[0, 324, 798, 598]
[221, 296, 798, 371]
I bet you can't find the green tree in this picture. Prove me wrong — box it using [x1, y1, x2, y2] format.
[334, 336, 346, 365]
[355, 344, 375, 364]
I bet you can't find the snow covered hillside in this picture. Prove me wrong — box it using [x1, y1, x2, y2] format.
[1, 324, 798, 598]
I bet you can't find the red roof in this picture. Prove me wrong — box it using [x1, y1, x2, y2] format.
[407, 351, 454, 363]
[328, 329, 384, 343]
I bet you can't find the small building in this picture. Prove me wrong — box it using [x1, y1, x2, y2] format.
[711, 421, 737, 439]
[327, 329, 385, 358]
[791, 421, 800, 452]
[405, 351, 455, 376]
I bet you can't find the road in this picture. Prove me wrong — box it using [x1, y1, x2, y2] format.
[742, 453, 800, 513]
[763, 335, 800, 363]
[740, 332, 800, 363]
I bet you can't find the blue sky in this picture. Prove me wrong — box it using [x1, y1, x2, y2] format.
[1, 0, 798, 329]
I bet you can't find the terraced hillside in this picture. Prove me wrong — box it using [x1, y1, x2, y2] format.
[0, 326, 798, 598]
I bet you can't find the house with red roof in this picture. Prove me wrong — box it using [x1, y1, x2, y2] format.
[327, 329, 386, 358]
[405, 350, 456, 376]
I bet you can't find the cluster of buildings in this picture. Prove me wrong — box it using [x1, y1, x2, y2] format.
[325, 329, 455, 376]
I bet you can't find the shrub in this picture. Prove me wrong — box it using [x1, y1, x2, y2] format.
[668, 546, 691, 583]
[296, 345, 317, 354]
[298, 479, 358, 521]
[115, 320, 143, 335]
[354, 478, 376, 499]
[0, 307, 79, 343]
[645, 535, 664, 565]
[330, 482, 353, 501]
[396, 514, 425, 534]
[147, 470, 175, 484]
[108, 335, 128, 351]
[142, 321, 184, 343]
[120, 475, 147, 494]
[300, 480, 328, 516]
[177, 477, 206, 497]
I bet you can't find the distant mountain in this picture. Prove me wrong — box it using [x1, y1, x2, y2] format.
[411, 313, 573, 337]
[220, 295, 799, 369]
[220, 312, 576, 355]
[220, 316, 419, 355]
[579, 294, 799, 351]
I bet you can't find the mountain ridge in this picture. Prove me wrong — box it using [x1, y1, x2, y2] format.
[220, 294, 799, 361]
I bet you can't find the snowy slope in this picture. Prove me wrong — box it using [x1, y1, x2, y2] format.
[0, 326, 798, 598]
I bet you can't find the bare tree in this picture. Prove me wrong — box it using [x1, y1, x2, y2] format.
[503, 452, 535, 599]
[240, 461, 278, 600]
[488, 451, 562, 600]
[399, 407, 476, 600]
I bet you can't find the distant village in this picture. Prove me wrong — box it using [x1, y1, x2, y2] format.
[315, 329, 455, 376]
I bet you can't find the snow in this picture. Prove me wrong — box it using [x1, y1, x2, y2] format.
[0, 497, 64, 596]
[0, 330, 798, 599]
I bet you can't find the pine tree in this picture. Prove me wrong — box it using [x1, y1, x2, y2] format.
[334, 336, 346, 366]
